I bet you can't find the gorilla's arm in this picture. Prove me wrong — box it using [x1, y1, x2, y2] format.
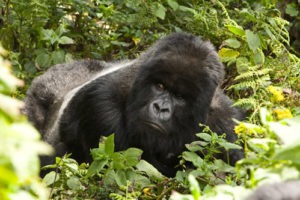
[206, 87, 244, 164]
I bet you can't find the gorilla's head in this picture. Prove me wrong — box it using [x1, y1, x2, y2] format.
[125, 33, 225, 173]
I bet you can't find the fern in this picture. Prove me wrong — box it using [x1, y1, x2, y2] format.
[233, 98, 257, 110]
[230, 66, 271, 91]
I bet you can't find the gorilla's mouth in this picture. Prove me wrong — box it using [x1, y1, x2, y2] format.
[142, 120, 168, 135]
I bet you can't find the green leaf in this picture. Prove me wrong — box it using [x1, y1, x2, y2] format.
[55, 24, 68, 36]
[105, 134, 115, 155]
[51, 50, 65, 65]
[154, 3, 166, 20]
[252, 49, 265, 65]
[274, 142, 300, 165]
[285, 3, 299, 17]
[226, 25, 245, 37]
[41, 29, 58, 44]
[236, 57, 249, 74]
[86, 159, 108, 177]
[114, 170, 127, 187]
[35, 52, 51, 68]
[65, 53, 73, 62]
[218, 48, 240, 62]
[218, 141, 242, 150]
[224, 38, 241, 49]
[123, 148, 143, 167]
[186, 142, 205, 152]
[188, 174, 201, 200]
[67, 176, 82, 190]
[268, 118, 300, 145]
[58, 36, 75, 45]
[167, 0, 179, 10]
[182, 151, 203, 167]
[178, 5, 195, 13]
[245, 30, 261, 52]
[112, 153, 126, 170]
[126, 170, 151, 188]
[43, 171, 59, 186]
[196, 133, 212, 142]
[136, 160, 165, 181]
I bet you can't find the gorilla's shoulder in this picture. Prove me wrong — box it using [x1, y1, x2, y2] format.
[24, 59, 108, 132]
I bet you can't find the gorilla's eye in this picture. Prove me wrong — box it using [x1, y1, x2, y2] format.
[174, 93, 184, 100]
[156, 83, 165, 91]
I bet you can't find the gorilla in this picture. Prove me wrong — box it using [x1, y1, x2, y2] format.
[25, 32, 244, 176]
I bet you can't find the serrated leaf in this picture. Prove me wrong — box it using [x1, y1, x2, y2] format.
[246, 30, 261, 52]
[154, 3, 166, 20]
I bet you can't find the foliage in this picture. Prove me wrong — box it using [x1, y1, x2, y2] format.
[0, 47, 52, 200]
[1, 0, 300, 199]
[171, 108, 300, 200]
[43, 134, 167, 199]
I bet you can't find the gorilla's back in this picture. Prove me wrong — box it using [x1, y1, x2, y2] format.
[25, 60, 107, 134]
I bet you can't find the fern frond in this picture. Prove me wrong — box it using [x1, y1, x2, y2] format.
[234, 68, 271, 81]
[233, 98, 257, 110]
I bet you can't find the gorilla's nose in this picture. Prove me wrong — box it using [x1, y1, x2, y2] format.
[152, 100, 172, 120]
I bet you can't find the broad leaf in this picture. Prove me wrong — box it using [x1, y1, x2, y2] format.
[105, 134, 115, 155]
[246, 30, 261, 52]
[154, 3, 166, 20]
[224, 38, 241, 49]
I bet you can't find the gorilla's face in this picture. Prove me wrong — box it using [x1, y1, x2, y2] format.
[125, 55, 218, 158]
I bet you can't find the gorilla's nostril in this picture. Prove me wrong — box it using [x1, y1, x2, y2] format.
[161, 108, 170, 113]
[153, 103, 160, 113]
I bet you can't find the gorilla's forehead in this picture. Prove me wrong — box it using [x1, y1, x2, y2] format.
[145, 54, 211, 79]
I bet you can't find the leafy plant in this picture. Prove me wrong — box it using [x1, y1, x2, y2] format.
[0, 46, 52, 200]
[43, 134, 165, 199]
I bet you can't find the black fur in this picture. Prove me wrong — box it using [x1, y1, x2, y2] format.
[25, 32, 243, 176]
